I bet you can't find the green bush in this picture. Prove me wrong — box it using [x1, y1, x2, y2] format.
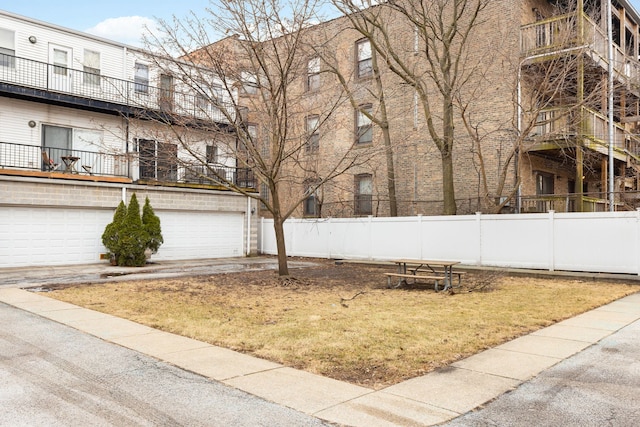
[142, 196, 163, 254]
[101, 200, 127, 262]
[102, 193, 163, 267]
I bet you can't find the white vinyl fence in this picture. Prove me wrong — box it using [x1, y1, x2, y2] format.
[259, 211, 640, 275]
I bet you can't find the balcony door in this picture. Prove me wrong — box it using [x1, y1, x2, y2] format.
[49, 44, 72, 92]
[159, 74, 174, 111]
[138, 139, 177, 181]
[42, 125, 71, 169]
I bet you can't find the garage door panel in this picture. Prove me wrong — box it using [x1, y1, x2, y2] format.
[153, 211, 244, 261]
[0, 207, 113, 268]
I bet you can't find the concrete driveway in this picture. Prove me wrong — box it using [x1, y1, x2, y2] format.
[442, 316, 640, 427]
[0, 302, 328, 426]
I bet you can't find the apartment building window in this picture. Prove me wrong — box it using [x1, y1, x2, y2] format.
[0, 28, 15, 68]
[303, 180, 320, 217]
[355, 104, 373, 145]
[159, 74, 174, 110]
[138, 139, 177, 181]
[83, 49, 100, 86]
[260, 183, 270, 210]
[134, 62, 149, 94]
[306, 115, 319, 152]
[307, 57, 320, 91]
[354, 173, 373, 215]
[536, 171, 554, 195]
[52, 48, 68, 76]
[356, 38, 372, 78]
[206, 144, 218, 163]
[197, 83, 225, 110]
[241, 71, 258, 95]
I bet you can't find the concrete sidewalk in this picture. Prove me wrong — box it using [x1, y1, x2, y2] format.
[1, 259, 639, 426]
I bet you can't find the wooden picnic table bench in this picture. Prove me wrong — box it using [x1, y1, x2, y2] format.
[387, 259, 462, 291]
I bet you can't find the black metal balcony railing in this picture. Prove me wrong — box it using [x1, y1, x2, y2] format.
[1, 141, 256, 189]
[182, 164, 256, 188]
[0, 53, 235, 123]
[1, 142, 128, 177]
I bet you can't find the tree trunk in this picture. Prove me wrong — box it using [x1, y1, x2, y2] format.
[272, 214, 289, 276]
[372, 49, 398, 217]
[442, 99, 457, 215]
[384, 130, 398, 217]
[442, 151, 456, 215]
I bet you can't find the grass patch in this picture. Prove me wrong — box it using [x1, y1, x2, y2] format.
[45, 262, 638, 389]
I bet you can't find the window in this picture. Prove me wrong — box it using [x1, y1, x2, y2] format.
[238, 123, 257, 155]
[260, 183, 270, 210]
[356, 104, 373, 145]
[206, 145, 218, 163]
[134, 62, 149, 94]
[138, 139, 177, 181]
[536, 172, 554, 195]
[307, 57, 320, 91]
[306, 115, 319, 152]
[241, 71, 258, 95]
[197, 83, 224, 110]
[354, 174, 373, 215]
[356, 38, 372, 78]
[52, 48, 68, 76]
[41, 125, 72, 170]
[159, 74, 174, 110]
[303, 180, 320, 217]
[83, 49, 100, 86]
[0, 28, 15, 68]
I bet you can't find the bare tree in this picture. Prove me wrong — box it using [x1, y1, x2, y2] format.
[143, 0, 376, 275]
[334, 0, 490, 215]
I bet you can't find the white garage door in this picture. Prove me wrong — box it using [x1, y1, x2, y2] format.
[150, 211, 245, 261]
[0, 207, 245, 268]
[0, 207, 112, 268]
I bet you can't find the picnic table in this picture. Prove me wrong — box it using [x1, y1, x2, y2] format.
[385, 259, 462, 291]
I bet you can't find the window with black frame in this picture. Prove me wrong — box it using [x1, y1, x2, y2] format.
[354, 173, 373, 215]
[355, 38, 372, 79]
[306, 115, 320, 152]
[303, 180, 320, 217]
[355, 104, 373, 145]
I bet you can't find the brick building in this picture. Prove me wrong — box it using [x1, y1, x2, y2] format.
[200, 0, 640, 217]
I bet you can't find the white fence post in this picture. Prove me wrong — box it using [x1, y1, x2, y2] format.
[548, 210, 555, 272]
[418, 215, 423, 259]
[475, 212, 482, 266]
[368, 215, 374, 260]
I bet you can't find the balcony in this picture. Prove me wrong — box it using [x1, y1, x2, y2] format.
[0, 141, 129, 178]
[518, 192, 635, 213]
[0, 53, 235, 124]
[0, 141, 256, 189]
[521, 12, 640, 87]
[528, 106, 640, 160]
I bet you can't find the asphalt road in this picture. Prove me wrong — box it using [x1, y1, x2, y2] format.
[442, 320, 640, 427]
[0, 302, 328, 427]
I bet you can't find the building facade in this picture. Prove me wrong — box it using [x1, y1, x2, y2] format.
[0, 10, 258, 267]
[225, 0, 640, 217]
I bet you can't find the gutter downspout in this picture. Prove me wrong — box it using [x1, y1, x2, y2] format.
[246, 196, 252, 256]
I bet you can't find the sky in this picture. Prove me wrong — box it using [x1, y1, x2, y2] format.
[0, 0, 213, 46]
[3, 0, 640, 47]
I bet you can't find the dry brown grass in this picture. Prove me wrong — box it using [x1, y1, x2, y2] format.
[45, 261, 638, 389]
